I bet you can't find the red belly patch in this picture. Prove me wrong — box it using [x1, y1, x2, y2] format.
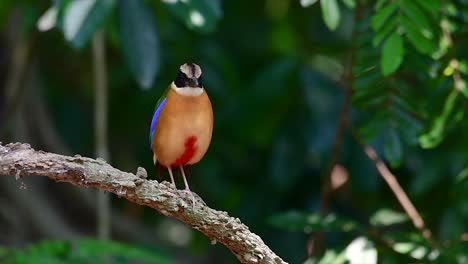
[173, 135, 197, 166]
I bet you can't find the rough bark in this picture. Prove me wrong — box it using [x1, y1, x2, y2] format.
[0, 142, 287, 264]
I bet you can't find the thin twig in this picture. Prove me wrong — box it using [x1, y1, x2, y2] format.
[0, 142, 287, 264]
[313, 1, 362, 256]
[92, 30, 111, 240]
[349, 128, 434, 243]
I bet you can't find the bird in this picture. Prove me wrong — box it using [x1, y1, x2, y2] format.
[149, 63, 213, 204]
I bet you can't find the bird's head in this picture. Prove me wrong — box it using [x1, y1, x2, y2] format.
[174, 63, 203, 88]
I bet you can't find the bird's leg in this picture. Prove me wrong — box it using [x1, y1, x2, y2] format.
[179, 166, 195, 206]
[180, 166, 190, 191]
[167, 167, 176, 187]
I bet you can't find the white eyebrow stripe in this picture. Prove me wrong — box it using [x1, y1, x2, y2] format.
[180, 63, 202, 78]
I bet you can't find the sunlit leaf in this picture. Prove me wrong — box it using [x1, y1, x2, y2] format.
[63, 0, 115, 49]
[300, 0, 318, 8]
[320, 0, 340, 31]
[456, 79, 468, 98]
[370, 208, 408, 226]
[381, 33, 404, 75]
[162, 0, 222, 33]
[118, 0, 160, 89]
[345, 237, 377, 264]
[393, 242, 430, 260]
[311, 249, 347, 264]
[456, 168, 468, 183]
[325, 250, 347, 264]
[37, 6, 58, 32]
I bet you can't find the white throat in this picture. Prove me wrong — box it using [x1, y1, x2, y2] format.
[171, 82, 204, 96]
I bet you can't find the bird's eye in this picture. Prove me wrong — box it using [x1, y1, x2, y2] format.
[174, 71, 189, 88]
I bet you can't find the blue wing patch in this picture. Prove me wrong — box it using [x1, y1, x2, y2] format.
[149, 97, 167, 148]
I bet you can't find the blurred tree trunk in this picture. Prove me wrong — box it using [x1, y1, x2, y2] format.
[92, 30, 111, 240]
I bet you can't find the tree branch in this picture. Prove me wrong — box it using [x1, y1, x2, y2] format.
[349, 129, 434, 244]
[0, 142, 287, 264]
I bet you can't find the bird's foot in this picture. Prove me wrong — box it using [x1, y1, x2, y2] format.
[182, 189, 196, 208]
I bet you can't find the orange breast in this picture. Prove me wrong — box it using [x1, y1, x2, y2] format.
[152, 87, 213, 167]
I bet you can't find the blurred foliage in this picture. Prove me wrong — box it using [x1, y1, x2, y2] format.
[0, 0, 467, 263]
[0, 239, 172, 264]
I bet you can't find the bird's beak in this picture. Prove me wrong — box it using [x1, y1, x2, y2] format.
[188, 78, 199, 87]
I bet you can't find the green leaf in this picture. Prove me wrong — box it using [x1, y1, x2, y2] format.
[375, 0, 388, 10]
[381, 33, 404, 75]
[384, 127, 403, 168]
[401, 16, 434, 54]
[456, 79, 468, 98]
[372, 14, 398, 46]
[414, 0, 441, 15]
[394, 108, 423, 145]
[10, 239, 173, 263]
[370, 208, 408, 226]
[371, 2, 397, 32]
[356, 111, 388, 141]
[439, 208, 464, 241]
[419, 90, 460, 148]
[400, 0, 433, 39]
[269, 211, 358, 233]
[456, 167, 468, 183]
[341, 0, 355, 9]
[74, 239, 172, 263]
[118, 0, 160, 89]
[63, 0, 115, 49]
[162, 0, 222, 33]
[320, 0, 340, 31]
